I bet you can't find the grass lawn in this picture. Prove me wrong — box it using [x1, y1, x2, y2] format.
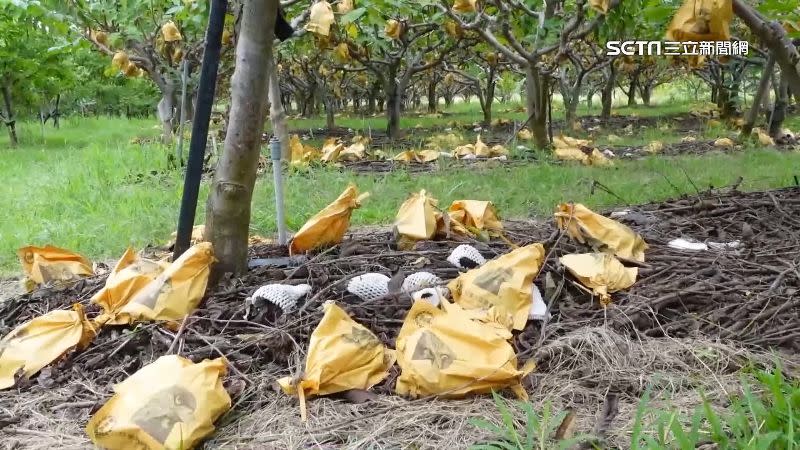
[0, 103, 798, 276]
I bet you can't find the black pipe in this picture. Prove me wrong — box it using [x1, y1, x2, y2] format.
[173, 0, 227, 259]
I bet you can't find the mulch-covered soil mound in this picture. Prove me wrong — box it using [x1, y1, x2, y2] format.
[2, 186, 799, 448]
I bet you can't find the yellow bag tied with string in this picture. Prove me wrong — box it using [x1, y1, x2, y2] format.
[320, 137, 345, 162]
[447, 200, 503, 233]
[92, 248, 169, 325]
[277, 302, 395, 402]
[338, 142, 366, 161]
[306, 0, 335, 37]
[448, 244, 545, 331]
[394, 190, 441, 250]
[289, 134, 320, 166]
[555, 203, 648, 262]
[560, 253, 637, 307]
[17, 245, 93, 291]
[337, 0, 354, 13]
[86, 355, 230, 450]
[103, 243, 214, 325]
[385, 19, 402, 39]
[395, 300, 533, 399]
[666, 0, 732, 42]
[452, 0, 477, 13]
[290, 185, 368, 255]
[0, 304, 97, 389]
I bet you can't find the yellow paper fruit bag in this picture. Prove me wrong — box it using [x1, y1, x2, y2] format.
[448, 244, 545, 331]
[86, 355, 230, 450]
[394, 190, 441, 249]
[278, 302, 395, 398]
[589, 0, 610, 14]
[108, 243, 214, 324]
[448, 200, 503, 233]
[92, 248, 169, 325]
[17, 245, 93, 290]
[555, 203, 648, 262]
[666, 0, 732, 42]
[395, 300, 532, 399]
[560, 253, 637, 306]
[290, 185, 368, 255]
[452, 0, 477, 14]
[305, 0, 335, 37]
[0, 304, 97, 389]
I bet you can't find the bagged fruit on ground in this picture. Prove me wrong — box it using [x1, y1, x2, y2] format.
[290, 184, 369, 255]
[555, 203, 648, 261]
[395, 300, 533, 399]
[86, 355, 230, 450]
[277, 302, 395, 419]
[17, 245, 93, 291]
[92, 248, 169, 325]
[447, 200, 503, 234]
[448, 244, 545, 331]
[0, 304, 97, 389]
[108, 242, 214, 324]
[560, 253, 637, 307]
[394, 190, 441, 250]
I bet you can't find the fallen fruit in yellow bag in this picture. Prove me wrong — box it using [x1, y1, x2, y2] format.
[92, 248, 168, 325]
[305, 0, 335, 37]
[447, 200, 503, 233]
[277, 302, 395, 399]
[395, 300, 533, 399]
[559, 253, 637, 306]
[290, 184, 368, 255]
[0, 304, 96, 389]
[107, 242, 214, 324]
[321, 137, 345, 162]
[167, 225, 207, 248]
[86, 355, 230, 450]
[394, 190, 441, 250]
[448, 244, 545, 331]
[17, 245, 93, 290]
[666, 0, 732, 43]
[474, 135, 490, 157]
[555, 203, 648, 262]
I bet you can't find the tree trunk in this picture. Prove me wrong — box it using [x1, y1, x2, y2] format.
[769, 74, 789, 137]
[324, 96, 335, 129]
[52, 94, 61, 129]
[733, 0, 800, 98]
[483, 66, 496, 125]
[627, 74, 638, 106]
[586, 90, 594, 109]
[443, 91, 453, 107]
[711, 85, 718, 103]
[205, 0, 278, 276]
[524, 65, 549, 148]
[639, 84, 652, 106]
[157, 82, 178, 144]
[601, 65, 616, 120]
[268, 54, 290, 159]
[1, 81, 18, 147]
[427, 79, 437, 113]
[385, 75, 404, 139]
[742, 55, 775, 137]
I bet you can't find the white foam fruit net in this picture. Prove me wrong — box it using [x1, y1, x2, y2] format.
[347, 273, 390, 301]
[401, 271, 442, 293]
[250, 283, 311, 312]
[447, 244, 487, 269]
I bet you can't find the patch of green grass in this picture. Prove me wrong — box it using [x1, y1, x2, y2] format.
[474, 366, 799, 449]
[1, 113, 798, 275]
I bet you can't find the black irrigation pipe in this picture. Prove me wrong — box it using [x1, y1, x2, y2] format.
[173, 0, 227, 260]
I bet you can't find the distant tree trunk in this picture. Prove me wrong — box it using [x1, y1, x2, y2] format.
[427, 79, 437, 113]
[1, 81, 18, 147]
[711, 85, 718, 103]
[639, 84, 652, 106]
[524, 65, 549, 148]
[585, 90, 594, 109]
[443, 91, 453, 107]
[483, 66, 497, 125]
[742, 55, 775, 137]
[769, 74, 789, 137]
[601, 65, 616, 120]
[324, 96, 335, 129]
[385, 70, 409, 139]
[205, 0, 278, 276]
[627, 74, 638, 106]
[157, 82, 178, 144]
